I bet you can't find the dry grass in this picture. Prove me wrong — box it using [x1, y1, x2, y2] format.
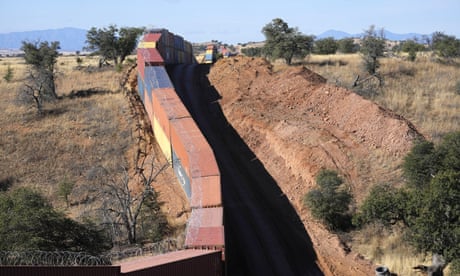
[0, 55, 130, 215]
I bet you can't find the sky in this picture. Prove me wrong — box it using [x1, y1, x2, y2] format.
[0, 0, 459, 44]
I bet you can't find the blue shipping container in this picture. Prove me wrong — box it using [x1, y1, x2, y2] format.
[137, 73, 145, 103]
[172, 149, 191, 198]
[144, 66, 174, 92]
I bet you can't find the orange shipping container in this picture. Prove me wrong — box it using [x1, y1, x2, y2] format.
[190, 175, 221, 208]
[170, 117, 219, 180]
[185, 226, 225, 249]
[188, 207, 223, 228]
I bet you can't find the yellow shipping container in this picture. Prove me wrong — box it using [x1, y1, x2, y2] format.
[153, 116, 172, 163]
[138, 41, 157, 48]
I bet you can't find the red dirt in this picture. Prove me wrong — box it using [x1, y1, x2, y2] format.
[207, 56, 422, 275]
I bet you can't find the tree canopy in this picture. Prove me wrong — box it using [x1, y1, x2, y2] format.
[20, 41, 60, 113]
[304, 169, 352, 231]
[432, 32, 460, 59]
[85, 25, 144, 66]
[356, 131, 460, 271]
[262, 18, 314, 65]
[0, 187, 110, 255]
[360, 25, 386, 75]
[314, 37, 338, 55]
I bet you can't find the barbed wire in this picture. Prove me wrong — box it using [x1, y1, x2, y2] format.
[0, 251, 111, 266]
[0, 237, 184, 266]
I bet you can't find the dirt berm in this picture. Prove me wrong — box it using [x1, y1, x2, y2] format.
[207, 56, 422, 275]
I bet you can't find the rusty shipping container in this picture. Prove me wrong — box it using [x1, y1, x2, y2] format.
[190, 175, 221, 208]
[169, 117, 219, 179]
[120, 249, 222, 276]
[185, 226, 225, 249]
[0, 266, 120, 276]
[188, 207, 223, 227]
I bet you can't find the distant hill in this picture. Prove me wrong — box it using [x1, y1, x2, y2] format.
[0, 27, 87, 52]
[316, 29, 428, 41]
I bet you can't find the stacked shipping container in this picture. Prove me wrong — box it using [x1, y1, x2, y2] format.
[137, 29, 225, 255]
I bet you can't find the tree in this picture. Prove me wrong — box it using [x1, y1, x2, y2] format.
[20, 41, 60, 114]
[3, 65, 13, 82]
[360, 25, 386, 75]
[337, 38, 358, 53]
[432, 32, 460, 59]
[403, 140, 440, 189]
[0, 187, 110, 255]
[353, 184, 409, 227]
[101, 163, 169, 245]
[357, 132, 460, 273]
[407, 170, 460, 266]
[304, 169, 352, 231]
[400, 39, 425, 61]
[262, 18, 314, 65]
[85, 25, 144, 66]
[241, 47, 263, 57]
[314, 37, 338, 55]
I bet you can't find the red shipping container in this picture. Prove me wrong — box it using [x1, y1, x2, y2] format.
[188, 207, 223, 227]
[190, 175, 221, 208]
[142, 32, 162, 43]
[185, 226, 225, 249]
[120, 249, 222, 276]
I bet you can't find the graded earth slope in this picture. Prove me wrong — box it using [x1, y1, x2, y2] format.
[207, 56, 422, 275]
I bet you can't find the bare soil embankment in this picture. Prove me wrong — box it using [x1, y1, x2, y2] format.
[207, 56, 422, 275]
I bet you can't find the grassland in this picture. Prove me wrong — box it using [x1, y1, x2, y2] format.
[0, 56, 130, 213]
[304, 53, 460, 143]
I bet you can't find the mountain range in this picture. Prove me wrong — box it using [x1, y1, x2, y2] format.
[0, 28, 428, 52]
[316, 29, 428, 41]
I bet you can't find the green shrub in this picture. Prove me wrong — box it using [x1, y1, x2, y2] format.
[304, 169, 352, 231]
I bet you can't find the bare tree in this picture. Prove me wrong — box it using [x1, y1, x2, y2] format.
[101, 161, 168, 245]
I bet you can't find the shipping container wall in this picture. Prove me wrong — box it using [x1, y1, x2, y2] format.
[172, 149, 191, 198]
[190, 175, 221, 208]
[153, 115, 172, 163]
[137, 73, 145, 102]
[121, 251, 222, 276]
[185, 226, 225, 249]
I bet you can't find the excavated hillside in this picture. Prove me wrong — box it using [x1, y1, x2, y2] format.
[207, 56, 422, 275]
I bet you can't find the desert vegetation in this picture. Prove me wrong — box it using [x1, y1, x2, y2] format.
[0, 54, 178, 257]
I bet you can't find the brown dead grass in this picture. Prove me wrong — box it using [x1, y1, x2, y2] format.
[0, 55, 188, 248]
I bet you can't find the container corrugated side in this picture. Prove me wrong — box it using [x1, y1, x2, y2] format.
[190, 175, 221, 208]
[137, 73, 145, 103]
[153, 115, 172, 163]
[120, 249, 222, 276]
[151, 88, 190, 120]
[189, 207, 223, 227]
[142, 33, 162, 43]
[169, 117, 219, 179]
[172, 149, 191, 198]
[137, 50, 145, 78]
[169, 117, 201, 179]
[143, 89, 154, 125]
[185, 226, 225, 249]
